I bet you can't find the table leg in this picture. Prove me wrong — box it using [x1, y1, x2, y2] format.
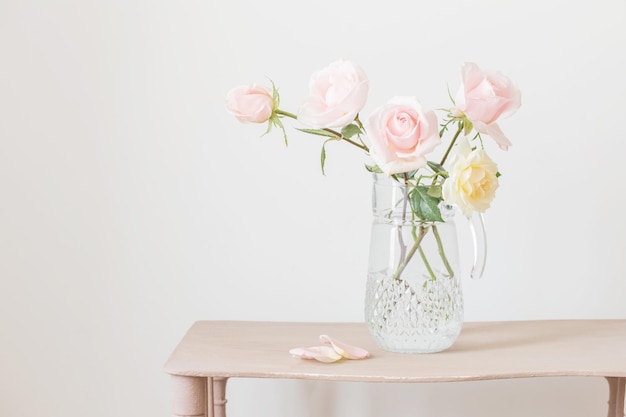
[208, 377, 228, 417]
[171, 375, 208, 417]
[606, 377, 625, 417]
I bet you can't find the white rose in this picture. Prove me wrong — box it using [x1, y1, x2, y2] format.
[442, 137, 499, 217]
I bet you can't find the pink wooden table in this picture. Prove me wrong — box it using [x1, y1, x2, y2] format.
[164, 320, 626, 417]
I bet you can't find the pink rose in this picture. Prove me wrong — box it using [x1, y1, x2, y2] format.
[367, 97, 441, 175]
[297, 59, 369, 129]
[226, 84, 274, 123]
[454, 62, 521, 150]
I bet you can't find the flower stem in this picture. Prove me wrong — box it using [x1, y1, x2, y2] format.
[432, 225, 454, 277]
[333, 132, 369, 152]
[439, 121, 464, 166]
[391, 225, 430, 280]
[418, 243, 437, 281]
[274, 109, 369, 152]
[396, 173, 410, 264]
[275, 109, 297, 119]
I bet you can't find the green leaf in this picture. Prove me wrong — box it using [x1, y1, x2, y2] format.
[410, 186, 443, 222]
[296, 128, 340, 138]
[365, 164, 383, 174]
[340, 123, 362, 139]
[446, 83, 455, 105]
[269, 79, 280, 109]
[262, 119, 273, 136]
[354, 114, 364, 130]
[266, 116, 288, 146]
[320, 142, 327, 175]
[426, 185, 442, 198]
[427, 161, 446, 174]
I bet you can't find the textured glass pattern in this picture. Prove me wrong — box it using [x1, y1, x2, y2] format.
[365, 271, 463, 353]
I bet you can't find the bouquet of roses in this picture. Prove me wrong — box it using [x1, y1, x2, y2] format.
[226, 59, 520, 279]
[226, 59, 520, 218]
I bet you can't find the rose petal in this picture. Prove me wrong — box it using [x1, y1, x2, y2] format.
[472, 121, 512, 151]
[289, 346, 343, 363]
[319, 335, 370, 359]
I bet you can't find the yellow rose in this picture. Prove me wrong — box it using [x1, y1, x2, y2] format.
[442, 138, 499, 217]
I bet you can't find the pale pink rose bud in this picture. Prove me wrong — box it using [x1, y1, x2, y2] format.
[367, 96, 441, 175]
[297, 59, 369, 129]
[226, 84, 274, 123]
[453, 62, 521, 150]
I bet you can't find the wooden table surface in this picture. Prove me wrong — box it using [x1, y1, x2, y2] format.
[164, 320, 626, 417]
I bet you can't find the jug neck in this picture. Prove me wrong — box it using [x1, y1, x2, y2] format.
[371, 173, 455, 223]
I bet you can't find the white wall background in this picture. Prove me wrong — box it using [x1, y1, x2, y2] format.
[1, 0, 625, 416]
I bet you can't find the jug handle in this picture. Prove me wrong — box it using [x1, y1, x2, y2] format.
[468, 212, 487, 279]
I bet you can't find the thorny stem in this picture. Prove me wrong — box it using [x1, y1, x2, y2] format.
[432, 225, 454, 277]
[392, 225, 430, 280]
[418, 245, 437, 281]
[439, 121, 464, 166]
[396, 173, 410, 265]
[413, 223, 437, 281]
[274, 109, 298, 119]
[274, 109, 370, 152]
